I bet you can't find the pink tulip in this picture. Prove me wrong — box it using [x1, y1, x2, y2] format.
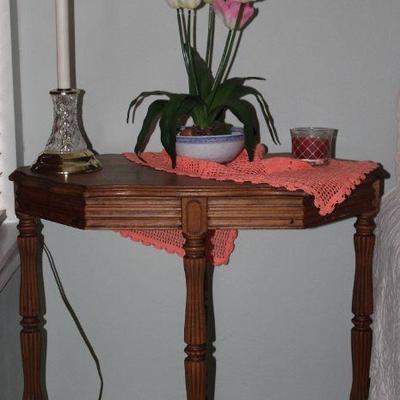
[213, 0, 256, 30]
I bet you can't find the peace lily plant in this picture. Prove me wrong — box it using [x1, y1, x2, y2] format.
[128, 0, 279, 167]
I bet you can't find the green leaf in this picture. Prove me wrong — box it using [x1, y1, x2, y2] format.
[233, 85, 280, 144]
[190, 47, 214, 99]
[191, 104, 210, 128]
[159, 94, 202, 167]
[127, 90, 172, 124]
[226, 99, 260, 161]
[207, 77, 265, 111]
[134, 99, 168, 154]
[207, 79, 242, 112]
[159, 95, 185, 166]
[187, 69, 198, 98]
[215, 108, 227, 123]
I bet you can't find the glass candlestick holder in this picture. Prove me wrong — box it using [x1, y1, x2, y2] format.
[32, 89, 102, 175]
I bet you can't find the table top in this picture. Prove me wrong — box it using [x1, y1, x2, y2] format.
[10, 154, 385, 230]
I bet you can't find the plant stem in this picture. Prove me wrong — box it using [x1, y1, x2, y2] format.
[218, 30, 237, 83]
[211, 30, 233, 92]
[222, 30, 243, 82]
[188, 10, 192, 50]
[218, 4, 244, 81]
[193, 10, 197, 51]
[182, 9, 200, 96]
[181, 7, 187, 34]
[206, 6, 216, 70]
[177, 10, 190, 75]
[211, 4, 245, 93]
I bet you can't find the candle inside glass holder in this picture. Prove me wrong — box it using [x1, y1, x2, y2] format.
[291, 127, 336, 165]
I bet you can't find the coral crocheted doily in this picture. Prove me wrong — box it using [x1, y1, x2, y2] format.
[118, 145, 378, 266]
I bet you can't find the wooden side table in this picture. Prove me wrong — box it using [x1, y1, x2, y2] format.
[10, 155, 385, 400]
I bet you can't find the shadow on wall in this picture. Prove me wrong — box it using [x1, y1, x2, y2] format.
[0, 269, 23, 399]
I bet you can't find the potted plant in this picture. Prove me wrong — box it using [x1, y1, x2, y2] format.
[127, 0, 280, 167]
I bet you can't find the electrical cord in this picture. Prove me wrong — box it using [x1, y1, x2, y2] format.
[41, 240, 104, 399]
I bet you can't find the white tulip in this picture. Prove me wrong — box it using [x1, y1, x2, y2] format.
[166, 0, 180, 9]
[179, 0, 202, 10]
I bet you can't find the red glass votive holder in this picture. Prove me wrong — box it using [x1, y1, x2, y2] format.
[291, 127, 336, 165]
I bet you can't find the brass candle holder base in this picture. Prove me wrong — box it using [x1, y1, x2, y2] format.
[32, 150, 102, 175]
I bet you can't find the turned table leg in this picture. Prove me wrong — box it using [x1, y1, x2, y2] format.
[350, 214, 376, 400]
[182, 198, 208, 400]
[17, 213, 46, 400]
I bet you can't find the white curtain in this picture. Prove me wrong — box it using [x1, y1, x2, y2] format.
[369, 97, 400, 399]
[0, 0, 17, 221]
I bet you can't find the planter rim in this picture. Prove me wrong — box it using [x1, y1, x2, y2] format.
[177, 127, 244, 142]
[176, 130, 245, 144]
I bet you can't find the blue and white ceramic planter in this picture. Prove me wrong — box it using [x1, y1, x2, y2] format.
[176, 127, 245, 163]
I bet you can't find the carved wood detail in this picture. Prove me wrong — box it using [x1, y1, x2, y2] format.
[350, 214, 376, 400]
[17, 212, 46, 400]
[182, 198, 208, 400]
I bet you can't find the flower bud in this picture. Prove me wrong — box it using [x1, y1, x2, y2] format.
[213, 0, 256, 30]
[179, 0, 202, 9]
[166, 0, 180, 9]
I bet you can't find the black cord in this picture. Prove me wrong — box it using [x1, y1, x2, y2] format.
[41, 240, 104, 400]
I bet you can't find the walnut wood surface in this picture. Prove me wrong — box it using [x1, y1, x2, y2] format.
[10, 154, 386, 400]
[182, 198, 208, 400]
[10, 154, 384, 230]
[351, 214, 377, 400]
[17, 213, 45, 400]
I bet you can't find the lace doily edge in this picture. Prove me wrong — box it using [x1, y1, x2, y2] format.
[116, 229, 239, 267]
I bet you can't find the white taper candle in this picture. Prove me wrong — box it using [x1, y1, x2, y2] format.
[55, 0, 72, 89]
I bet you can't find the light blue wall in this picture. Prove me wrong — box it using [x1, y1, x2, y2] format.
[8, 0, 400, 399]
[0, 268, 22, 400]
